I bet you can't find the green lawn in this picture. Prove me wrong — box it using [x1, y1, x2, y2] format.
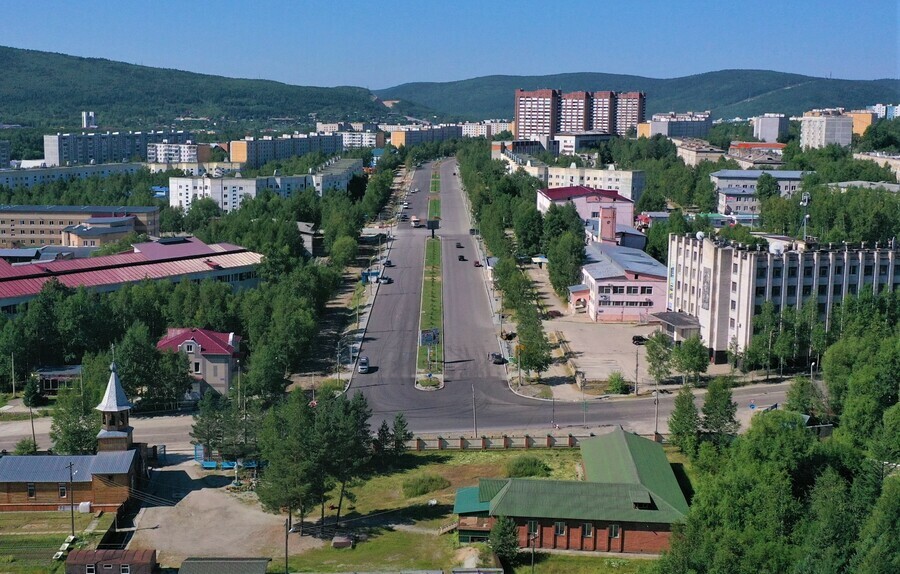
[430, 172, 441, 193]
[428, 198, 441, 219]
[515, 554, 654, 574]
[418, 238, 443, 372]
[285, 529, 456, 573]
[0, 511, 115, 574]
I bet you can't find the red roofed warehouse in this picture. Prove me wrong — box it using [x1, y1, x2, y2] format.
[536, 186, 634, 228]
[157, 328, 241, 396]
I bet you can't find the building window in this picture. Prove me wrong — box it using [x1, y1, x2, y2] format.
[554, 521, 566, 536]
[640, 286, 653, 295]
[730, 318, 736, 327]
[833, 284, 842, 295]
[626, 286, 638, 294]
[609, 524, 620, 539]
[59, 484, 67, 498]
[730, 300, 737, 310]
[788, 266, 797, 277]
[804, 266, 813, 277]
[86, 567, 95, 574]
[27, 483, 35, 498]
[612, 286, 625, 294]
[864, 265, 873, 276]
[527, 520, 538, 535]
[121, 566, 130, 574]
[773, 267, 782, 278]
[193, 362, 201, 374]
[185, 344, 194, 353]
[583, 523, 593, 538]
[598, 286, 611, 294]
[818, 285, 827, 296]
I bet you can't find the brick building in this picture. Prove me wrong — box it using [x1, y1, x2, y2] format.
[455, 427, 688, 553]
[66, 549, 158, 574]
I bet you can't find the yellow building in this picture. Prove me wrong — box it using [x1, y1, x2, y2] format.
[847, 110, 877, 136]
[636, 122, 651, 138]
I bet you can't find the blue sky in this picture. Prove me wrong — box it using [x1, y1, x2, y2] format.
[1, 0, 897, 88]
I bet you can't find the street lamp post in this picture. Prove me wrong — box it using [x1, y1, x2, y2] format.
[810, 362, 816, 382]
[67, 462, 76, 538]
[530, 532, 538, 574]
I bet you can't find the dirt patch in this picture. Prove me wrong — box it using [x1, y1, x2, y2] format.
[455, 546, 481, 568]
[129, 461, 324, 567]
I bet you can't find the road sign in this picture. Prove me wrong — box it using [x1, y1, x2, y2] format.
[749, 400, 756, 410]
[420, 328, 441, 346]
[427, 373, 432, 379]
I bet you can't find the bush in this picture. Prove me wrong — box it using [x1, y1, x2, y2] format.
[402, 473, 451, 498]
[317, 378, 344, 398]
[14, 437, 37, 455]
[606, 371, 630, 394]
[506, 454, 550, 478]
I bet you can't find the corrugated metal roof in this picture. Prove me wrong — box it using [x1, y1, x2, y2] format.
[454, 486, 490, 515]
[95, 364, 131, 412]
[0, 205, 158, 214]
[583, 243, 665, 281]
[478, 478, 509, 503]
[711, 170, 807, 179]
[67, 549, 156, 566]
[540, 185, 632, 203]
[157, 328, 239, 356]
[0, 450, 136, 483]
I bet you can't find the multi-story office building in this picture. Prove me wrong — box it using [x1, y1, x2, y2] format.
[81, 111, 97, 129]
[44, 131, 193, 167]
[228, 133, 342, 168]
[0, 205, 159, 249]
[866, 103, 898, 119]
[339, 131, 384, 149]
[751, 114, 788, 143]
[648, 111, 711, 139]
[559, 91, 591, 133]
[615, 92, 646, 136]
[514, 89, 645, 139]
[0, 140, 10, 167]
[502, 153, 645, 202]
[709, 169, 807, 197]
[590, 91, 616, 134]
[0, 163, 143, 190]
[674, 138, 724, 166]
[553, 132, 614, 155]
[536, 186, 634, 228]
[664, 234, 900, 361]
[389, 125, 462, 147]
[146, 141, 211, 164]
[800, 115, 853, 149]
[514, 89, 560, 140]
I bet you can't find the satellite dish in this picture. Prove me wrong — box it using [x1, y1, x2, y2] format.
[696, 231, 705, 240]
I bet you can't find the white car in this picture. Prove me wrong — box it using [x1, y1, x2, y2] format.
[358, 356, 370, 374]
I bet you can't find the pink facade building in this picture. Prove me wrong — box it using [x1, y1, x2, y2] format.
[570, 243, 667, 323]
[536, 186, 634, 228]
[157, 328, 241, 396]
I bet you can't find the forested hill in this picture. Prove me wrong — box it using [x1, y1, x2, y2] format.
[0, 46, 400, 128]
[375, 70, 900, 120]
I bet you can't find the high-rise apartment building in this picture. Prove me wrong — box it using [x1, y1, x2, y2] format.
[866, 103, 898, 120]
[649, 111, 711, 139]
[751, 114, 788, 143]
[615, 92, 646, 136]
[44, 131, 193, 167]
[147, 141, 211, 164]
[81, 111, 97, 129]
[514, 89, 646, 139]
[228, 133, 342, 168]
[0, 140, 10, 167]
[846, 111, 878, 136]
[800, 115, 853, 149]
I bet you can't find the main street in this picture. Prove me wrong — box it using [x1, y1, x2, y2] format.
[0, 159, 789, 452]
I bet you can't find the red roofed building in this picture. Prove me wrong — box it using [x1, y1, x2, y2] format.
[66, 548, 158, 574]
[0, 236, 261, 314]
[536, 186, 634, 228]
[157, 328, 241, 396]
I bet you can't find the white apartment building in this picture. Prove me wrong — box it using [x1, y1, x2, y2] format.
[311, 158, 364, 194]
[710, 170, 808, 197]
[800, 116, 853, 149]
[339, 131, 383, 149]
[147, 141, 210, 163]
[665, 234, 900, 361]
[500, 153, 645, 203]
[752, 114, 788, 143]
[0, 163, 143, 190]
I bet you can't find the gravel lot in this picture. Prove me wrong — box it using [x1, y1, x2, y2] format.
[129, 459, 323, 568]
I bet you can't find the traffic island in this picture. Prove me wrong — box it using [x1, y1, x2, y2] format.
[416, 237, 443, 388]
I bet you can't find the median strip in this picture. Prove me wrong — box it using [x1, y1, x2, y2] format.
[416, 237, 443, 386]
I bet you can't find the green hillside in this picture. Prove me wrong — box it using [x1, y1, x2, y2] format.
[375, 70, 900, 120]
[0, 46, 402, 129]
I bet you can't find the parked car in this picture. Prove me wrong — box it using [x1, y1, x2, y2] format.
[378, 276, 393, 284]
[473, 260, 483, 267]
[632, 335, 648, 345]
[489, 352, 505, 365]
[455, 242, 463, 248]
[383, 259, 393, 267]
[358, 356, 370, 374]
[546, 310, 563, 318]
[458, 255, 466, 261]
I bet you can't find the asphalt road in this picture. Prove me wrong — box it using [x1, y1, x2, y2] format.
[0, 159, 790, 451]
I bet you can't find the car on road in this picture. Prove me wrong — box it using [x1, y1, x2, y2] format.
[546, 310, 563, 318]
[489, 352, 505, 365]
[383, 259, 393, 267]
[473, 260, 483, 267]
[458, 255, 466, 261]
[378, 276, 393, 284]
[403, 204, 411, 209]
[358, 356, 370, 374]
[455, 242, 463, 248]
[632, 335, 648, 345]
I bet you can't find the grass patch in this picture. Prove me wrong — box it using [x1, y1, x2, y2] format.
[0, 511, 110, 574]
[0, 511, 94, 533]
[428, 198, 441, 219]
[287, 529, 456, 573]
[402, 473, 451, 497]
[536, 386, 553, 399]
[417, 378, 439, 388]
[514, 554, 653, 574]
[0, 409, 52, 422]
[506, 454, 550, 478]
[317, 378, 344, 397]
[418, 238, 443, 372]
[430, 171, 441, 193]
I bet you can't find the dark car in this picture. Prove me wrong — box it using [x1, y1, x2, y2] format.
[458, 255, 466, 261]
[383, 259, 393, 267]
[473, 260, 483, 267]
[632, 335, 648, 345]
[489, 352, 506, 365]
[455, 242, 463, 248]
[378, 276, 393, 284]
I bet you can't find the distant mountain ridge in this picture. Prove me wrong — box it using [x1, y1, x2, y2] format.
[374, 70, 900, 120]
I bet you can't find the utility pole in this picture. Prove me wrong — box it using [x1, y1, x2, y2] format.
[284, 518, 289, 574]
[67, 462, 76, 538]
[634, 346, 639, 396]
[472, 385, 477, 439]
[10, 353, 14, 398]
[581, 377, 586, 429]
[654, 378, 660, 437]
[29, 405, 36, 449]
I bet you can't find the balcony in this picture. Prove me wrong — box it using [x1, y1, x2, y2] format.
[458, 516, 492, 531]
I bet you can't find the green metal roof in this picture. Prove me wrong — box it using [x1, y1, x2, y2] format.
[458, 427, 688, 525]
[454, 487, 490, 515]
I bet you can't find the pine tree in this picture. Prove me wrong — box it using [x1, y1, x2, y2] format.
[489, 516, 520, 565]
[668, 385, 700, 457]
[702, 377, 738, 446]
[391, 413, 413, 459]
[22, 376, 43, 408]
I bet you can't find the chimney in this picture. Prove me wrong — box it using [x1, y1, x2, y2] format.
[600, 206, 617, 243]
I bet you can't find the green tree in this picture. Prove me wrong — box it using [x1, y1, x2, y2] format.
[755, 172, 781, 201]
[512, 201, 543, 256]
[541, 202, 582, 253]
[22, 375, 43, 408]
[672, 334, 708, 383]
[786, 376, 825, 419]
[870, 403, 900, 465]
[793, 468, 856, 574]
[329, 235, 358, 268]
[391, 412, 413, 459]
[189, 391, 225, 459]
[850, 475, 900, 573]
[702, 377, 738, 446]
[14, 437, 37, 455]
[183, 197, 223, 232]
[546, 231, 584, 296]
[116, 321, 158, 399]
[489, 516, 520, 566]
[606, 371, 629, 394]
[668, 385, 700, 457]
[645, 331, 672, 385]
